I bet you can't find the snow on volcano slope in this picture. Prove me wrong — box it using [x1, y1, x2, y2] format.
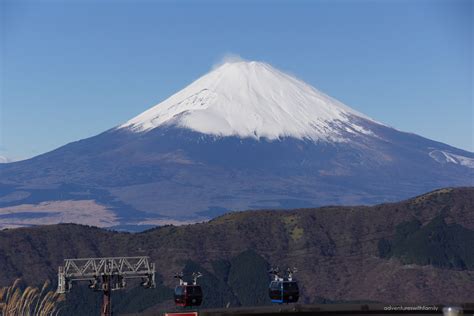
[429, 150, 474, 168]
[120, 61, 377, 141]
[0, 156, 11, 164]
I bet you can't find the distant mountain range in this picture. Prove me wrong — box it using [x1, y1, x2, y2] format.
[0, 187, 473, 315]
[0, 61, 472, 229]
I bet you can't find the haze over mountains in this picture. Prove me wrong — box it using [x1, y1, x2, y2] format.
[0, 61, 472, 230]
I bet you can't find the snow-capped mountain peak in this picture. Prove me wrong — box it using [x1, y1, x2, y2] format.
[120, 61, 377, 141]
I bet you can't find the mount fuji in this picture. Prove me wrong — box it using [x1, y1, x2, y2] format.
[0, 61, 472, 230]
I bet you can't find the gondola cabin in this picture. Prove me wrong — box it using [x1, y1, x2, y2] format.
[268, 267, 299, 304]
[174, 284, 203, 307]
[173, 272, 203, 307]
[269, 280, 299, 303]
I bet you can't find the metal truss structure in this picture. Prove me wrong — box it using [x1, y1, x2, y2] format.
[57, 256, 155, 316]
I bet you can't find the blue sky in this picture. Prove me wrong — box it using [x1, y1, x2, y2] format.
[1, 0, 472, 160]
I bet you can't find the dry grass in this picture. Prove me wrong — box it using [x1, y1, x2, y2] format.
[0, 279, 64, 316]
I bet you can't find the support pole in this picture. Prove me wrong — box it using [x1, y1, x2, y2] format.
[101, 275, 112, 316]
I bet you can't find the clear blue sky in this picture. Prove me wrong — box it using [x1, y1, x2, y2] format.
[1, 0, 472, 160]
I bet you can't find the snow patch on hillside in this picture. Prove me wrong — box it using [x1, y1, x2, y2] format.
[0, 156, 12, 163]
[429, 150, 474, 168]
[120, 61, 379, 142]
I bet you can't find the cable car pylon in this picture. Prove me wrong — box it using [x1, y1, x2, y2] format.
[57, 256, 155, 316]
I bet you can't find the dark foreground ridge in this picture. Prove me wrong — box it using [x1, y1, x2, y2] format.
[0, 187, 473, 315]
